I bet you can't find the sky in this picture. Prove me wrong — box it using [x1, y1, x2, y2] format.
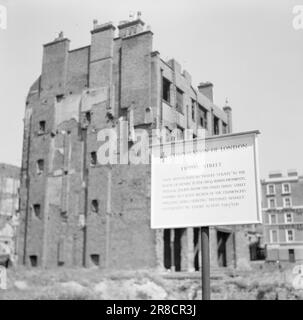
[0, 0, 302, 178]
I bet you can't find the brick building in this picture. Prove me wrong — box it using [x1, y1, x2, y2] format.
[0, 163, 20, 262]
[262, 170, 303, 262]
[18, 16, 249, 270]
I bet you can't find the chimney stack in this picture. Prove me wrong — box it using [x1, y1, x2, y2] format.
[198, 82, 214, 102]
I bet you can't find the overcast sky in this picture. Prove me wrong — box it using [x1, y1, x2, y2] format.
[0, 0, 302, 178]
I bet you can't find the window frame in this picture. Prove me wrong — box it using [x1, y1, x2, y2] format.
[282, 183, 291, 194]
[268, 197, 276, 209]
[267, 184, 276, 195]
[285, 212, 293, 224]
[285, 229, 295, 242]
[269, 214, 277, 225]
[283, 197, 292, 208]
[270, 229, 278, 243]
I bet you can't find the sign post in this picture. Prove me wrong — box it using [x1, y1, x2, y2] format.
[201, 226, 210, 300]
[151, 130, 261, 300]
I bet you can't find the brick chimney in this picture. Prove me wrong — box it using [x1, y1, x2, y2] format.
[118, 13, 145, 38]
[198, 82, 214, 102]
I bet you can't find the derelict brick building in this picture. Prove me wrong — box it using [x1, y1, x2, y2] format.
[18, 16, 249, 270]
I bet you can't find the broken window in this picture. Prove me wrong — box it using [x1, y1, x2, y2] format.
[213, 116, 219, 135]
[90, 152, 97, 166]
[56, 94, 64, 103]
[90, 254, 100, 266]
[38, 121, 46, 134]
[91, 199, 99, 213]
[85, 111, 91, 124]
[176, 126, 184, 141]
[176, 88, 184, 114]
[29, 255, 38, 267]
[162, 77, 171, 104]
[32, 204, 41, 219]
[36, 159, 44, 174]
[198, 104, 208, 129]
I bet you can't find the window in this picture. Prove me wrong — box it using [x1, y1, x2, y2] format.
[283, 197, 292, 208]
[269, 214, 276, 224]
[56, 94, 64, 103]
[198, 104, 208, 129]
[38, 121, 46, 134]
[162, 77, 171, 103]
[282, 183, 291, 194]
[176, 126, 184, 141]
[36, 159, 44, 174]
[268, 198, 276, 209]
[29, 255, 38, 267]
[32, 204, 41, 219]
[222, 122, 228, 134]
[270, 230, 278, 243]
[191, 99, 196, 122]
[90, 152, 97, 166]
[267, 184, 276, 195]
[286, 229, 294, 242]
[91, 200, 99, 213]
[285, 213, 293, 223]
[176, 87, 184, 114]
[164, 126, 172, 142]
[213, 116, 220, 135]
[90, 254, 100, 266]
[85, 111, 91, 124]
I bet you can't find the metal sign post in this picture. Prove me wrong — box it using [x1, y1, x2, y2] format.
[201, 226, 211, 300]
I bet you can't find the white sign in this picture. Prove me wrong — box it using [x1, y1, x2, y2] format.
[151, 131, 261, 229]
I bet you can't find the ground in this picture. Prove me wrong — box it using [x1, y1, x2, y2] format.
[0, 262, 303, 300]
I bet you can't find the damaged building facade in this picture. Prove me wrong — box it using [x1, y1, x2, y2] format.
[18, 17, 249, 270]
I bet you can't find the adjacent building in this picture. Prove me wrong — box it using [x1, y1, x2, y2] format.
[262, 170, 303, 263]
[18, 15, 249, 270]
[0, 163, 20, 262]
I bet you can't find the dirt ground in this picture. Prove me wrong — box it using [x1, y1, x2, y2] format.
[0, 262, 303, 300]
